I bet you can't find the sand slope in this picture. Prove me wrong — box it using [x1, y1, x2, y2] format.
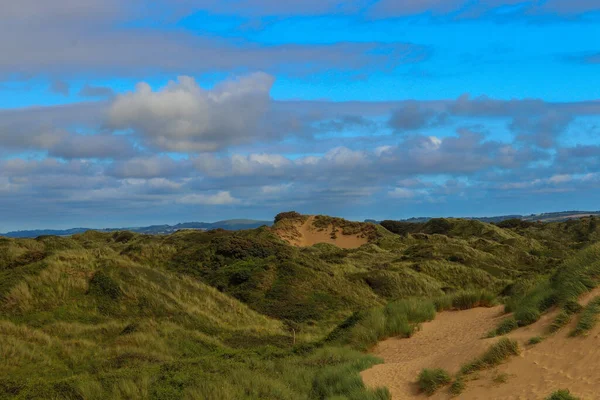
[275, 216, 369, 249]
[362, 288, 600, 399]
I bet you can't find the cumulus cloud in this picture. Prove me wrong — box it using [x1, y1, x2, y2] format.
[108, 73, 275, 152]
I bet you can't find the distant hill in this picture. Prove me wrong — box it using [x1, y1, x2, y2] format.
[0, 219, 272, 238]
[368, 210, 600, 224]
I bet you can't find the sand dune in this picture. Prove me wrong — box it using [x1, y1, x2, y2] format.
[275, 215, 369, 249]
[362, 288, 600, 399]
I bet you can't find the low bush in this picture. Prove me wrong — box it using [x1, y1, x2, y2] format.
[417, 368, 451, 395]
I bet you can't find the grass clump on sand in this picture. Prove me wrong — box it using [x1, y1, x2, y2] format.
[546, 389, 580, 400]
[432, 289, 496, 311]
[334, 290, 497, 351]
[417, 368, 451, 395]
[460, 338, 520, 375]
[487, 317, 518, 337]
[335, 298, 437, 350]
[549, 310, 572, 333]
[528, 336, 543, 345]
[449, 377, 465, 396]
[571, 296, 600, 336]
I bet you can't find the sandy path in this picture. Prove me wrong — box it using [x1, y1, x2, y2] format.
[362, 288, 600, 400]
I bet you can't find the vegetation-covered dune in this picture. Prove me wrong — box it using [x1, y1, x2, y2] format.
[1, 213, 600, 399]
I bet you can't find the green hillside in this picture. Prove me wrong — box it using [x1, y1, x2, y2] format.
[2, 214, 600, 399]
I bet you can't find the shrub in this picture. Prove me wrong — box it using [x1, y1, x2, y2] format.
[417, 368, 451, 395]
[546, 389, 580, 400]
[274, 211, 305, 224]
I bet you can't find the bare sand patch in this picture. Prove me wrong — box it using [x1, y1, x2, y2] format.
[362, 288, 600, 399]
[275, 216, 369, 249]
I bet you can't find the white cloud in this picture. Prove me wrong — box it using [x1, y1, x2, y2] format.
[548, 174, 572, 184]
[108, 73, 275, 152]
[177, 191, 239, 205]
[261, 183, 293, 195]
[389, 187, 419, 199]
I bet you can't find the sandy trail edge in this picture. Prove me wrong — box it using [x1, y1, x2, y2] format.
[361, 288, 600, 400]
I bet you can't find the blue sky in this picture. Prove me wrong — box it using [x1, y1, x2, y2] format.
[1, 0, 600, 231]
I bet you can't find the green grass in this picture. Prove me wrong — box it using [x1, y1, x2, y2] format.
[492, 372, 509, 384]
[493, 242, 600, 335]
[549, 310, 572, 333]
[528, 336, 543, 345]
[417, 368, 451, 395]
[571, 296, 600, 336]
[460, 338, 520, 375]
[487, 317, 518, 337]
[546, 389, 581, 400]
[449, 377, 465, 396]
[2, 215, 600, 399]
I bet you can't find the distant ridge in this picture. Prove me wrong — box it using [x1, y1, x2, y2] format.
[366, 210, 600, 224]
[0, 219, 272, 238]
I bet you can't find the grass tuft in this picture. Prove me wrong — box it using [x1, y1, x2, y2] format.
[488, 317, 518, 337]
[570, 296, 600, 337]
[449, 377, 465, 396]
[460, 338, 519, 375]
[528, 336, 543, 345]
[548, 310, 571, 333]
[546, 389, 580, 400]
[417, 368, 451, 395]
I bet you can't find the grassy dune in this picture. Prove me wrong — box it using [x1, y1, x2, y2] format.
[2, 215, 600, 399]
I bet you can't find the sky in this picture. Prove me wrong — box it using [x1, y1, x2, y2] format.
[1, 0, 600, 231]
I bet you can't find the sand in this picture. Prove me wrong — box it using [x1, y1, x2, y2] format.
[361, 288, 600, 400]
[276, 216, 368, 249]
